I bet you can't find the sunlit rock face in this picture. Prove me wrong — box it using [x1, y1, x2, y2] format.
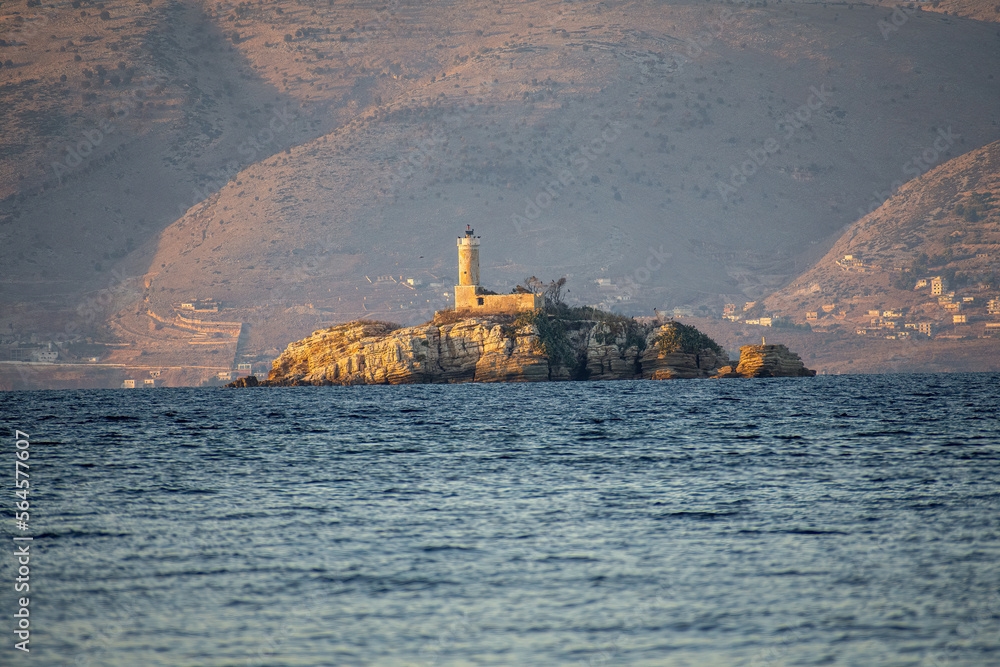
[733, 344, 817, 378]
[259, 317, 738, 385]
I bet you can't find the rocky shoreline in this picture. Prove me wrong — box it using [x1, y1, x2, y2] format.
[229, 312, 815, 387]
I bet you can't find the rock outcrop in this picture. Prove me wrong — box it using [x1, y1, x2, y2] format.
[730, 344, 817, 378]
[241, 314, 747, 386]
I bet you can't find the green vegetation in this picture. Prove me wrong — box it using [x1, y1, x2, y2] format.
[514, 309, 579, 372]
[590, 313, 650, 355]
[771, 316, 812, 331]
[435, 277, 724, 377]
[515, 276, 654, 359]
[954, 192, 995, 223]
[654, 321, 724, 355]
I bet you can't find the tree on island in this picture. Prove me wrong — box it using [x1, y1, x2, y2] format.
[516, 276, 567, 310]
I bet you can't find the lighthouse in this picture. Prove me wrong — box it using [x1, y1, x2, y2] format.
[452, 226, 542, 314]
[457, 225, 480, 286]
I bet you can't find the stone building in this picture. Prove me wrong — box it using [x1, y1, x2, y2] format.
[454, 226, 542, 314]
[931, 276, 947, 296]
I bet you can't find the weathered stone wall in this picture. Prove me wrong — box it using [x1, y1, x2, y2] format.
[454, 286, 541, 314]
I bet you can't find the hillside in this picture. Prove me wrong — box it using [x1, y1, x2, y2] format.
[764, 140, 1000, 336]
[917, 0, 1000, 22]
[2, 0, 1000, 386]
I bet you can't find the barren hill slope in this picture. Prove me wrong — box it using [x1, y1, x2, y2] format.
[916, 0, 1000, 22]
[2, 0, 1000, 383]
[764, 139, 1000, 328]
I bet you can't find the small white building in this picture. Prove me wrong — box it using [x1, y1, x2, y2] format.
[30, 349, 58, 363]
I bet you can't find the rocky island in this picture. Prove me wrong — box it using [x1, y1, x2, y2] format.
[230, 312, 814, 386]
[231, 227, 814, 387]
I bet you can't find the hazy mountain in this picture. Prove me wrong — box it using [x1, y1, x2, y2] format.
[2, 0, 999, 384]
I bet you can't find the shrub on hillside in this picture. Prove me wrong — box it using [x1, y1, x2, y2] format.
[654, 321, 723, 355]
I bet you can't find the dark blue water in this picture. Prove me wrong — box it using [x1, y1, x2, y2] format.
[1, 375, 999, 666]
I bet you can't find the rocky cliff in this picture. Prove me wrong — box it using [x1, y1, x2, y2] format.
[252, 314, 735, 386]
[725, 344, 817, 378]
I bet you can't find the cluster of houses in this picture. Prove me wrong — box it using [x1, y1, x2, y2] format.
[723, 302, 774, 326]
[215, 362, 263, 382]
[851, 275, 1000, 339]
[121, 370, 162, 388]
[121, 378, 159, 388]
[854, 313, 934, 339]
[121, 362, 275, 387]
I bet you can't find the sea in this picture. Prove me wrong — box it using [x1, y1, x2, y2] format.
[1, 374, 998, 666]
